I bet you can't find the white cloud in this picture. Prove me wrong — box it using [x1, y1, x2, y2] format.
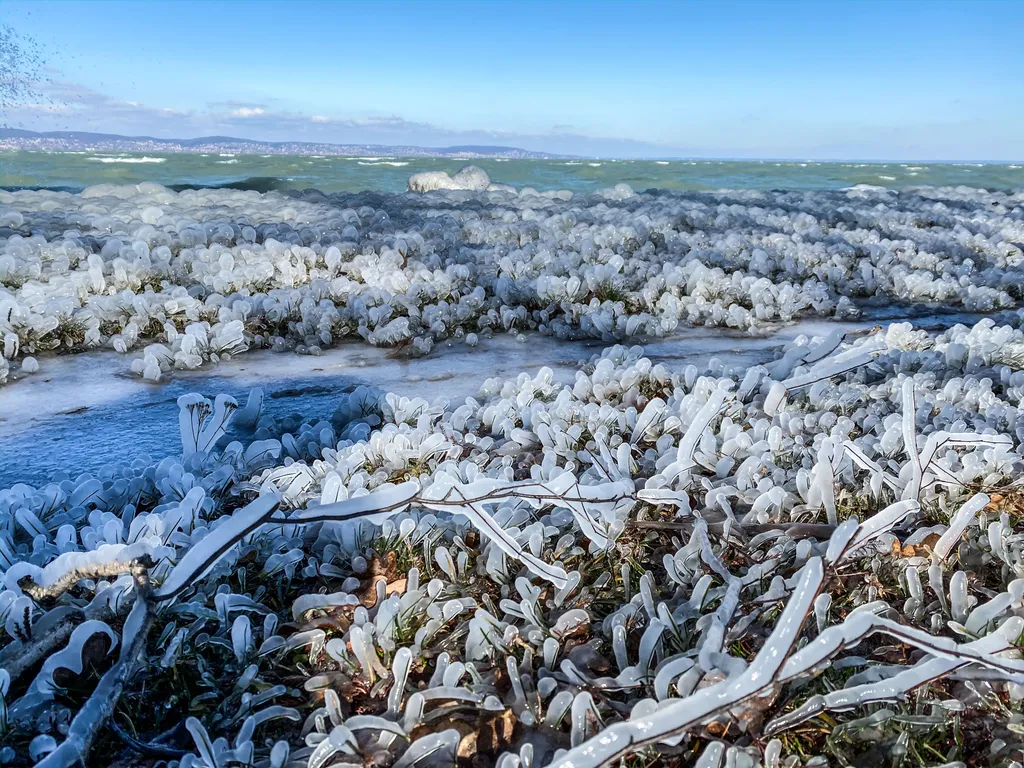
[1, 78, 712, 158]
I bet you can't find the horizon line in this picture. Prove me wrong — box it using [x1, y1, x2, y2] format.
[1, 128, 1022, 165]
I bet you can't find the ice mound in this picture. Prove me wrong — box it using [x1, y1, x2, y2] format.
[407, 164, 512, 192]
[1, 182, 1023, 385]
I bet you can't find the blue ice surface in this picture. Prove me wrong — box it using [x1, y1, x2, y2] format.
[0, 307, 988, 488]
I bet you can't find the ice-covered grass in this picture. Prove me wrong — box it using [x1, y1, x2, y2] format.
[2, 181, 1023, 386]
[5, 313, 1024, 766]
[0, 317, 913, 487]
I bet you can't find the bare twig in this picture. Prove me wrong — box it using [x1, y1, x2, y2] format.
[109, 718, 188, 760]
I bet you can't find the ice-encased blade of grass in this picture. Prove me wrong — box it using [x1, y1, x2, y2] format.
[660, 387, 728, 486]
[392, 729, 460, 768]
[233, 387, 264, 430]
[242, 439, 282, 468]
[830, 499, 919, 564]
[630, 397, 666, 444]
[933, 493, 989, 562]
[808, 440, 839, 525]
[902, 378, 924, 500]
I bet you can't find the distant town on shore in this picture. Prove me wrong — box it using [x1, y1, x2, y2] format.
[0, 128, 564, 159]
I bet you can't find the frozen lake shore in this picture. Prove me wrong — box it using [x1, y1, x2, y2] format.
[0, 306, 988, 486]
[4, 181, 1024, 767]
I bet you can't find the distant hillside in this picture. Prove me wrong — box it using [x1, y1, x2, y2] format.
[0, 129, 565, 159]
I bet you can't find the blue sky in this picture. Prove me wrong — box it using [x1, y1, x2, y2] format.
[3, 0, 1023, 159]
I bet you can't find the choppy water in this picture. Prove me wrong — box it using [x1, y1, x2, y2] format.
[3, 150, 1022, 194]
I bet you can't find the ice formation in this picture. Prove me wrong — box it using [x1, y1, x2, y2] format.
[5, 304, 1024, 765]
[2, 182, 1023, 385]
[406, 165, 513, 193]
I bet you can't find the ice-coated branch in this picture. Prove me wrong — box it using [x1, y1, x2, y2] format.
[545, 558, 825, 768]
[279, 474, 633, 551]
[17, 556, 153, 603]
[0, 605, 82, 682]
[154, 492, 281, 602]
[35, 597, 155, 768]
[765, 615, 1024, 735]
[423, 482, 570, 589]
[764, 343, 883, 415]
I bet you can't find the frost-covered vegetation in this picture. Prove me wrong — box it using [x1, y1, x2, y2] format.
[2, 181, 1023, 385]
[6, 307, 1024, 766]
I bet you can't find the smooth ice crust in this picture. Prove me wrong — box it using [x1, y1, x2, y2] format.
[2, 181, 1023, 384]
[6, 309, 1024, 766]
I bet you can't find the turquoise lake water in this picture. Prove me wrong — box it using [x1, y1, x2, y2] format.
[2, 150, 1022, 194]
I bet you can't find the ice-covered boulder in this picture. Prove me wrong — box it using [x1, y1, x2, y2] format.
[407, 165, 512, 193]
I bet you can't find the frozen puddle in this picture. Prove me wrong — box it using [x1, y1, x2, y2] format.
[0, 310, 986, 486]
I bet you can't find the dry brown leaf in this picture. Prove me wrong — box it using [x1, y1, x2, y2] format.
[478, 708, 517, 754]
[356, 552, 407, 607]
[892, 531, 941, 558]
[411, 709, 518, 760]
[457, 729, 479, 760]
[705, 719, 732, 737]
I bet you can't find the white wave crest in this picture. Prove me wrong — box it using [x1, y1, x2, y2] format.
[87, 156, 166, 164]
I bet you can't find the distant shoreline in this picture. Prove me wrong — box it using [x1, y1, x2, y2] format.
[0, 128, 566, 160]
[1, 130, 1020, 164]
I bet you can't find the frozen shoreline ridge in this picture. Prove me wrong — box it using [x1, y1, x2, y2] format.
[1, 180, 1022, 386]
[3, 181, 1024, 767]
